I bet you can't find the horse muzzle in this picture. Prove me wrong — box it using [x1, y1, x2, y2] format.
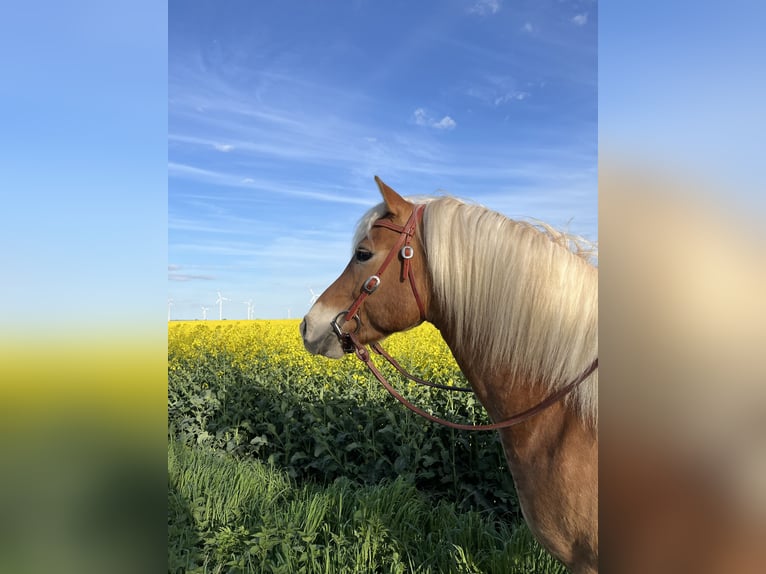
[300, 304, 347, 359]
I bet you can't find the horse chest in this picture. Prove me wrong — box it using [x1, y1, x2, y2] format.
[497, 419, 599, 572]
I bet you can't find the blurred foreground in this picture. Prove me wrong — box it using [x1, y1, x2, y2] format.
[599, 162, 766, 573]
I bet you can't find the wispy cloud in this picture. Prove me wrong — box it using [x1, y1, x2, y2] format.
[170, 85, 447, 176]
[433, 116, 457, 130]
[413, 108, 457, 130]
[523, 22, 534, 33]
[168, 161, 375, 206]
[171, 234, 351, 267]
[572, 13, 588, 27]
[496, 90, 529, 104]
[169, 273, 216, 282]
[169, 216, 249, 235]
[213, 143, 233, 152]
[468, 0, 501, 16]
[170, 67, 591, 192]
[168, 264, 216, 282]
[466, 76, 531, 107]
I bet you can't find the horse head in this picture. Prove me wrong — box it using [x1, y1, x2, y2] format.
[301, 177, 430, 358]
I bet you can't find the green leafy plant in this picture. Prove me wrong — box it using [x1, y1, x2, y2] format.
[168, 321, 564, 573]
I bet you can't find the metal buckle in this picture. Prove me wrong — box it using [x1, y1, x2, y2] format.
[362, 275, 381, 294]
[400, 245, 414, 259]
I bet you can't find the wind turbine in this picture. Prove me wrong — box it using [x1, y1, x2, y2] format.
[201, 306, 209, 320]
[309, 288, 319, 305]
[216, 291, 229, 320]
[168, 298, 174, 321]
[243, 299, 253, 320]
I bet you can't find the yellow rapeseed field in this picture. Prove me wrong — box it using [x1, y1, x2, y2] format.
[168, 319, 465, 388]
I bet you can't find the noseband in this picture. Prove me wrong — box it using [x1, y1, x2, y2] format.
[329, 203, 598, 430]
[331, 204, 426, 352]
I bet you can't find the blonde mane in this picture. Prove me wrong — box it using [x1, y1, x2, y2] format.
[354, 196, 598, 425]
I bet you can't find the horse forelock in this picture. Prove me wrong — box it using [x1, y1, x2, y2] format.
[351, 196, 436, 252]
[422, 197, 599, 426]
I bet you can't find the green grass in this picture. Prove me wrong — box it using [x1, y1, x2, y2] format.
[168, 439, 565, 574]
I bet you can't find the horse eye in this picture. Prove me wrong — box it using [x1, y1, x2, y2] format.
[354, 248, 373, 262]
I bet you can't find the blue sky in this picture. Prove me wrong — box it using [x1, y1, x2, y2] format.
[1, 1, 167, 332]
[1, 1, 761, 329]
[599, 1, 765, 205]
[169, 0, 597, 320]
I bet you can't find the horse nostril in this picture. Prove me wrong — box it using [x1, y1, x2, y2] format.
[300, 318, 307, 338]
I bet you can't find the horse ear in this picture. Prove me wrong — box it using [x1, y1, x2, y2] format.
[374, 176, 411, 217]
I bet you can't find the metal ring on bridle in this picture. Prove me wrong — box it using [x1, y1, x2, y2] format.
[400, 245, 414, 259]
[331, 310, 361, 337]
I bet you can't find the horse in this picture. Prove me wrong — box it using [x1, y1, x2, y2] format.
[300, 177, 599, 573]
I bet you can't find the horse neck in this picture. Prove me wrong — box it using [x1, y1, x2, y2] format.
[433, 319, 580, 442]
[425, 242, 598, 427]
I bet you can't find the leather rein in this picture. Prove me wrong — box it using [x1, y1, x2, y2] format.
[331, 204, 599, 431]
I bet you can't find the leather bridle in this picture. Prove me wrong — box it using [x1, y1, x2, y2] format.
[331, 203, 599, 431]
[331, 204, 426, 352]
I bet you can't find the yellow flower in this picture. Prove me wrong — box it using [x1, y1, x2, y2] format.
[168, 319, 463, 386]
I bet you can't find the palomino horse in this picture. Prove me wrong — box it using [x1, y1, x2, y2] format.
[300, 177, 598, 573]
